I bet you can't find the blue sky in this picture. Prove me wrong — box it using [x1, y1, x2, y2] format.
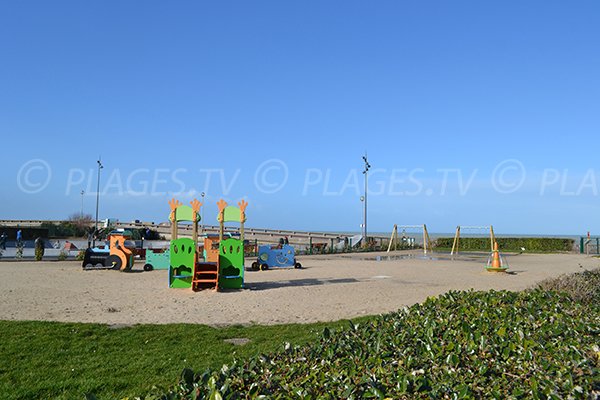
[1, 1, 599, 235]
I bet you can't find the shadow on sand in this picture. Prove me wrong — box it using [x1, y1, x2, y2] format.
[246, 277, 360, 291]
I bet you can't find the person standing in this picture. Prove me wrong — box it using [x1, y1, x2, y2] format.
[0, 232, 7, 250]
[16, 229, 22, 247]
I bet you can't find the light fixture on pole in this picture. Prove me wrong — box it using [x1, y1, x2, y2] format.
[93, 157, 103, 247]
[362, 153, 371, 247]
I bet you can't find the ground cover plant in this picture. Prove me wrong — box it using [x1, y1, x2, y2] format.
[536, 267, 600, 305]
[153, 288, 599, 398]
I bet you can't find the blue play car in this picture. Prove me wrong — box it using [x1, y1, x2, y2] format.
[252, 244, 302, 270]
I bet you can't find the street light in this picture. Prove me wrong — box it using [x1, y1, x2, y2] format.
[362, 153, 371, 247]
[200, 192, 205, 233]
[80, 190, 85, 218]
[360, 195, 365, 241]
[93, 157, 103, 247]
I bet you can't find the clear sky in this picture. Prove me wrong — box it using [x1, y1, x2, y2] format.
[1, 1, 599, 235]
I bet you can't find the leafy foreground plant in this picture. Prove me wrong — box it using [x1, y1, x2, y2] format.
[152, 290, 599, 399]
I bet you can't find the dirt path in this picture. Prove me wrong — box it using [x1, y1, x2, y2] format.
[0, 251, 596, 326]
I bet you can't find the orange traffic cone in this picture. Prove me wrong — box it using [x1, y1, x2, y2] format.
[486, 241, 508, 272]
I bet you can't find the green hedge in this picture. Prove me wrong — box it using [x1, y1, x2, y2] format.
[41, 222, 89, 238]
[434, 237, 575, 252]
[148, 288, 599, 399]
[39, 222, 161, 241]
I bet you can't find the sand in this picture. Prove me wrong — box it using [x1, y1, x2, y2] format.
[0, 251, 597, 326]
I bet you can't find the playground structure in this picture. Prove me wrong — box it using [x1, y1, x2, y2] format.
[253, 244, 302, 270]
[202, 234, 220, 262]
[215, 199, 247, 289]
[486, 241, 508, 272]
[82, 229, 135, 271]
[155, 233, 227, 272]
[387, 224, 432, 254]
[143, 248, 169, 271]
[167, 198, 247, 291]
[168, 198, 203, 288]
[451, 225, 496, 255]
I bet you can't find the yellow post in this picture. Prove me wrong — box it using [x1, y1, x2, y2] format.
[387, 224, 398, 253]
[490, 225, 496, 252]
[168, 198, 182, 241]
[238, 200, 248, 243]
[423, 224, 432, 255]
[171, 214, 176, 241]
[217, 199, 227, 242]
[451, 226, 461, 255]
[190, 199, 203, 248]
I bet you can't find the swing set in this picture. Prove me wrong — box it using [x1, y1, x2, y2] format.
[450, 225, 496, 255]
[387, 224, 433, 254]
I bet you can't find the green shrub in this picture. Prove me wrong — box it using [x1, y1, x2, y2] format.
[535, 268, 600, 305]
[434, 237, 575, 252]
[15, 243, 23, 259]
[151, 289, 599, 399]
[41, 222, 87, 238]
[75, 250, 86, 261]
[34, 247, 43, 261]
[57, 249, 68, 261]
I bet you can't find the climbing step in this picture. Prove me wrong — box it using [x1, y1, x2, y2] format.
[192, 262, 219, 291]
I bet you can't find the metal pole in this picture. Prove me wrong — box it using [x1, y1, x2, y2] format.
[200, 192, 205, 233]
[364, 168, 368, 245]
[80, 190, 84, 218]
[93, 158, 103, 247]
[362, 153, 370, 248]
[361, 197, 365, 241]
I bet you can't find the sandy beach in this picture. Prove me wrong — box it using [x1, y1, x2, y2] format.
[0, 251, 597, 326]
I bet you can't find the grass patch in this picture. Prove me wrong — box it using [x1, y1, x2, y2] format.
[0, 319, 365, 400]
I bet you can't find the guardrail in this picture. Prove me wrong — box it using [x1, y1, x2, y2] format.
[0, 219, 387, 246]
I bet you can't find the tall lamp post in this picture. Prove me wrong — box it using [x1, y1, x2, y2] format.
[93, 158, 103, 247]
[360, 196, 365, 241]
[362, 153, 371, 247]
[80, 190, 85, 218]
[200, 192, 205, 233]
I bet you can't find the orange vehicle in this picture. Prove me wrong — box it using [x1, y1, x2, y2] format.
[82, 230, 135, 271]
